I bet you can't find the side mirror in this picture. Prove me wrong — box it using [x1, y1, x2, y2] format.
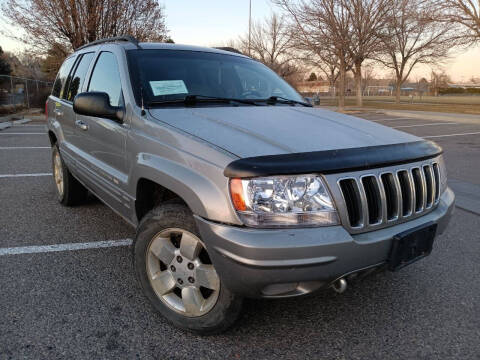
[306, 95, 320, 106]
[73, 92, 124, 123]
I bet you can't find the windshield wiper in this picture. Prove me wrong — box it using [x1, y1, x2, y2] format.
[147, 94, 259, 107]
[252, 96, 312, 107]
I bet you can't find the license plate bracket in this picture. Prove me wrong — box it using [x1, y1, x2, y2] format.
[388, 222, 437, 272]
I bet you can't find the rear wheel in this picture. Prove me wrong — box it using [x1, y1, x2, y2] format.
[134, 203, 242, 334]
[52, 145, 88, 205]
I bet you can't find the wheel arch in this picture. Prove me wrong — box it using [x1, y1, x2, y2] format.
[135, 177, 188, 222]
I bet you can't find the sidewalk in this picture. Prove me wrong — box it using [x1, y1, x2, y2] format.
[0, 118, 32, 130]
[379, 109, 480, 125]
[0, 109, 43, 130]
[0, 113, 24, 123]
[317, 105, 480, 124]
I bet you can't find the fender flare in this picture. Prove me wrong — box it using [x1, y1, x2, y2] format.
[130, 153, 239, 224]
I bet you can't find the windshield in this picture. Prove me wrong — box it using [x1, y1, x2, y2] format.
[126, 49, 304, 106]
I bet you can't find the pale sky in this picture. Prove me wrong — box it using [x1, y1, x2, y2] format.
[0, 0, 478, 82]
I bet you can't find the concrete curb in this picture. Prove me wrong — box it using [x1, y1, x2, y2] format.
[13, 119, 32, 125]
[0, 121, 12, 130]
[0, 118, 31, 131]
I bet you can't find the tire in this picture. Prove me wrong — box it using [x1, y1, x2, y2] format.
[134, 202, 243, 334]
[51, 145, 88, 206]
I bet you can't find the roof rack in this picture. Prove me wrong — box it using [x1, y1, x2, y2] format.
[214, 47, 244, 55]
[76, 35, 141, 51]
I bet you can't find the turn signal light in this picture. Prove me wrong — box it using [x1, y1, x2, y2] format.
[229, 178, 246, 211]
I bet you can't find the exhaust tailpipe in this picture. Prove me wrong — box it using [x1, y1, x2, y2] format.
[332, 278, 347, 294]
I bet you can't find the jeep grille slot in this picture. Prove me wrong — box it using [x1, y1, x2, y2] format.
[335, 159, 440, 233]
[423, 165, 435, 208]
[411, 168, 425, 212]
[380, 173, 399, 220]
[361, 176, 382, 225]
[432, 163, 440, 202]
[339, 179, 362, 228]
[397, 170, 413, 217]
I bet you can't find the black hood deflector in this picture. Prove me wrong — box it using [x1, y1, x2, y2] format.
[224, 140, 443, 178]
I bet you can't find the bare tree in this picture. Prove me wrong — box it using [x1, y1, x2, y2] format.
[430, 69, 451, 96]
[274, 0, 352, 110]
[470, 75, 480, 83]
[438, 0, 480, 44]
[41, 43, 71, 80]
[296, 44, 343, 96]
[362, 63, 378, 95]
[238, 13, 298, 78]
[0, 47, 12, 76]
[2, 0, 169, 54]
[305, 50, 354, 97]
[376, 0, 457, 103]
[345, 0, 392, 106]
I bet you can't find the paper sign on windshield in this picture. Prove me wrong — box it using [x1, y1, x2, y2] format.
[149, 80, 188, 96]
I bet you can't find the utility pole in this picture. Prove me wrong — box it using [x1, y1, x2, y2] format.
[248, 0, 252, 56]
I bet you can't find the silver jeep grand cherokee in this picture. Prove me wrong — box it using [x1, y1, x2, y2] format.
[46, 36, 454, 334]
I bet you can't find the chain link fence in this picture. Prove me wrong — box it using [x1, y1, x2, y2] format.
[0, 75, 52, 114]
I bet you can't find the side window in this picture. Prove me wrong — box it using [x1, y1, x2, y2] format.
[65, 52, 95, 102]
[52, 56, 76, 98]
[88, 52, 123, 107]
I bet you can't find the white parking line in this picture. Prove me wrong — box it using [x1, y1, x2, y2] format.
[0, 173, 52, 178]
[0, 147, 50, 150]
[424, 132, 480, 139]
[393, 122, 458, 128]
[0, 239, 133, 256]
[0, 132, 45, 135]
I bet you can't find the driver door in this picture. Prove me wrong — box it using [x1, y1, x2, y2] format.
[74, 51, 130, 218]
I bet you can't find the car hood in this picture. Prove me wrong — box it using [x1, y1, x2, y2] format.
[149, 106, 420, 158]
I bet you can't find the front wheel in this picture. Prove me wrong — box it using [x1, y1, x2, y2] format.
[134, 203, 242, 334]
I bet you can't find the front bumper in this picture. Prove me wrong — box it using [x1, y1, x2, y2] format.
[195, 188, 455, 298]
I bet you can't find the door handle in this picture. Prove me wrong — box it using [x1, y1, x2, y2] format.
[54, 109, 64, 117]
[75, 120, 89, 131]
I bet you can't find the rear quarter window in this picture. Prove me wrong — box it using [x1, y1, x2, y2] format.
[51, 56, 76, 98]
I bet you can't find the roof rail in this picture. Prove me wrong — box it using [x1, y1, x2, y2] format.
[76, 35, 141, 51]
[214, 47, 244, 55]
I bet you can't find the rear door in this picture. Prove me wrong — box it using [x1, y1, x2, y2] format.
[48, 56, 76, 166]
[73, 50, 130, 218]
[58, 52, 96, 170]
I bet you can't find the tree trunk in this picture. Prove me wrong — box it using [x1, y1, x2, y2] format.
[354, 61, 363, 107]
[338, 53, 346, 111]
[395, 80, 402, 104]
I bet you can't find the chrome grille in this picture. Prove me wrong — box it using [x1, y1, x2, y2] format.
[326, 158, 441, 233]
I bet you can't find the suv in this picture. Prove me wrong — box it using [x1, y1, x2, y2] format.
[46, 36, 454, 334]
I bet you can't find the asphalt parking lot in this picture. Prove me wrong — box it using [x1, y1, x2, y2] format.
[1, 112, 479, 359]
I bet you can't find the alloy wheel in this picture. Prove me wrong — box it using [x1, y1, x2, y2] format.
[146, 228, 220, 317]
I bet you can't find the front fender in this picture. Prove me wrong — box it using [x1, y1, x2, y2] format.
[130, 152, 242, 225]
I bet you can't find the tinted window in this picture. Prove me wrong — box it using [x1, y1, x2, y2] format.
[126, 50, 303, 105]
[65, 52, 94, 102]
[52, 56, 76, 98]
[88, 52, 122, 107]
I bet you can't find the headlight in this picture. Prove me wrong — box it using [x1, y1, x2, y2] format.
[437, 156, 448, 194]
[229, 175, 339, 228]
